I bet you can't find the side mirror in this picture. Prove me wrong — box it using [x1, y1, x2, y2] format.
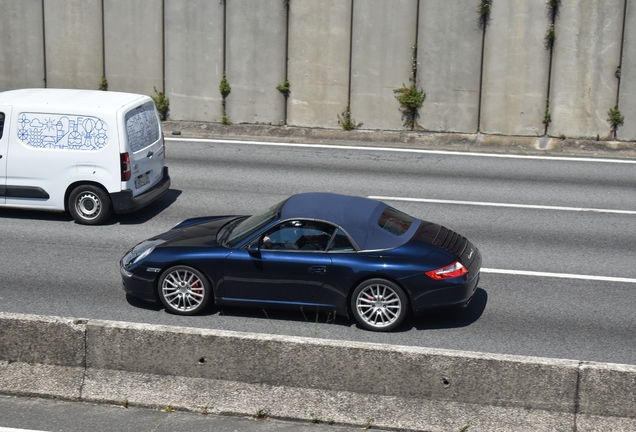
[247, 241, 260, 256]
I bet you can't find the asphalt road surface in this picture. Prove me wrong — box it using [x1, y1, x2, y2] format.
[1, 138, 634, 365]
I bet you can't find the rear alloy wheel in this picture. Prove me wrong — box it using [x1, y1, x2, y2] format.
[68, 185, 111, 225]
[351, 278, 408, 332]
[158, 266, 211, 315]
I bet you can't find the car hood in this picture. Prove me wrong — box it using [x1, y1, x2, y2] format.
[154, 216, 240, 248]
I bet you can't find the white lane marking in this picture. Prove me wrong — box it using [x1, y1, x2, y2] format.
[369, 196, 636, 215]
[482, 268, 636, 284]
[165, 137, 636, 164]
[0, 428, 49, 432]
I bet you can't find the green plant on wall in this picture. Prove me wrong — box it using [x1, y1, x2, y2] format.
[337, 103, 362, 130]
[98, 76, 108, 91]
[607, 105, 624, 138]
[277, 78, 290, 99]
[478, 0, 492, 30]
[543, 98, 551, 127]
[394, 45, 426, 131]
[544, 24, 555, 50]
[219, 73, 232, 125]
[152, 86, 169, 121]
[544, 0, 561, 50]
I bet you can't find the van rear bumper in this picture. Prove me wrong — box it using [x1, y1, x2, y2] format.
[111, 167, 171, 214]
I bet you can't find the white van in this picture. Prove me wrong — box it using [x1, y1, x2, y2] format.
[0, 88, 170, 224]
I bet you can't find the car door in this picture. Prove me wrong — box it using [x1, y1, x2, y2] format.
[0, 107, 11, 204]
[222, 220, 335, 303]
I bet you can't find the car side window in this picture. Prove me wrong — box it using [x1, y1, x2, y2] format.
[0, 112, 4, 139]
[262, 220, 335, 251]
[327, 229, 355, 252]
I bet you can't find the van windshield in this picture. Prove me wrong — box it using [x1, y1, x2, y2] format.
[125, 102, 160, 153]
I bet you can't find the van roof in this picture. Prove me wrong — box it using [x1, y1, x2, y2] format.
[0, 88, 149, 114]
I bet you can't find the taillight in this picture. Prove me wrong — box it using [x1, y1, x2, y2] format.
[425, 261, 468, 280]
[121, 152, 131, 181]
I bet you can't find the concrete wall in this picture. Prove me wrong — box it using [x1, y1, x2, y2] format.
[417, 0, 483, 134]
[226, 0, 287, 125]
[549, 0, 625, 139]
[164, 0, 224, 122]
[480, 0, 550, 136]
[43, 0, 103, 90]
[287, 0, 352, 129]
[1, 313, 636, 432]
[103, 0, 163, 95]
[0, 0, 634, 141]
[619, 1, 636, 140]
[349, 0, 417, 131]
[0, 0, 44, 90]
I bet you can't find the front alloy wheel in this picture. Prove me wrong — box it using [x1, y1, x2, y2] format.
[158, 266, 211, 315]
[351, 279, 407, 332]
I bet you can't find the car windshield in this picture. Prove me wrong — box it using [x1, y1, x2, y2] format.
[224, 201, 284, 248]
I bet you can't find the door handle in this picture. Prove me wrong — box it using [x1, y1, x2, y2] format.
[308, 266, 327, 274]
[146, 150, 154, 158]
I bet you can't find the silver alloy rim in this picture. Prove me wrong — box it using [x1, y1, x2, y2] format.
[76, 192, 101, 220]
[355, 283, 402, 328]
[162, 269, 206, 312]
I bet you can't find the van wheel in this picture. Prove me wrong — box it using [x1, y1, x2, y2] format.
[68, 185, 111, 225]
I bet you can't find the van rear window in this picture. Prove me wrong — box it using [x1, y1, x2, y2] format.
[125, 102, 160, 153]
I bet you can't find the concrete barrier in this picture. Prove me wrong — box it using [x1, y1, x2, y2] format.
[43, 0, 103, 90]
[164, 0, 224, 122]
[226, 0, 287, 125]
[480, 0, 550, 136]
[0, 0, 44, 90]
[287, 0, 351, 129]
[349, 0, 417, 131]
[418, 0, 483, 134]
[0, 312, 635, 431]
[549, 0, 624, 139]
[103, 0, 163, 95]
[618, 1, 636, 141]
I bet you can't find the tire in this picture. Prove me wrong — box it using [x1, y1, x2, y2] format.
[158, 266, 211, 315]
[68, 184, 111, 225]
[351, 278, 408, 332]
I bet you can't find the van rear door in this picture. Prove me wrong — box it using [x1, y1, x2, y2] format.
[0, 107, 11, 204]
[123, 101, 165, 197]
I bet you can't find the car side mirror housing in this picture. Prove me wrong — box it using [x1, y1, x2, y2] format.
[248, 241, 260, 256]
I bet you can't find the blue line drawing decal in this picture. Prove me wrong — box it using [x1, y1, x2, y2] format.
[17, 113, 108, 150]
[125, 102, 160, 153]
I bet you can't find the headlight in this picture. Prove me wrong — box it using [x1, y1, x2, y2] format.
[122, 239, 166, 268]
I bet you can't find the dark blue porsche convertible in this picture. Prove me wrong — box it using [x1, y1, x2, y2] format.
[120, 193, 481, 331]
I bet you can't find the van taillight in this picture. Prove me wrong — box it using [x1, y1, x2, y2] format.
[121, 152, 131, 181]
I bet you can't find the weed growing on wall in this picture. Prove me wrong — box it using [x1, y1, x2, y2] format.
[277, 78, 290, 98]
[544, 24, 555, 50]
[98, 76, 108, 91]
[337, 103, 363, 130]
[219, 73, 232, 125]
[478, 0, 492, 30]
[152, 87, 169, 121]
[607, 105, 624, 138]
[394, 45, 426, 130]
[544, 0, 561, 50]
[543, 99, 551, 127]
